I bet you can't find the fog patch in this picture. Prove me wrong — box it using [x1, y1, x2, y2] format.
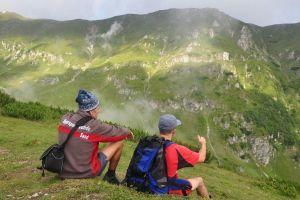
[3, 82, 36, 102]
[98, 98, 158, 134]
[100, 21, 123, 50]
[85, 25, 98, 58]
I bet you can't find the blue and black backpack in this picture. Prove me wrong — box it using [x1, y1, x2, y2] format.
[123, 135, 173, 195]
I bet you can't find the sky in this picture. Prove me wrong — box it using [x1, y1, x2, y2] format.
[0, 0, 300, 26]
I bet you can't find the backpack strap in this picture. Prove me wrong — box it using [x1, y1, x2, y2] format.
[60, 115, 93, 149]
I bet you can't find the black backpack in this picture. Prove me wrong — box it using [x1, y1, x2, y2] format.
[39, 116, 92, 176]
[123, 135, 173, 194]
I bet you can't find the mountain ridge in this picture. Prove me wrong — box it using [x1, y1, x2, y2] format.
[1, 8, 300, 27]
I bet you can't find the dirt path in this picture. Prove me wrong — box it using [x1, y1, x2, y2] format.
[206, 121, 222, 166]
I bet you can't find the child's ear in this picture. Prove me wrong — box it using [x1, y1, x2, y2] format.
[172, 129, 176, 135]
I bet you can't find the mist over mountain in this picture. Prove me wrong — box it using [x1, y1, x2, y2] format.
[0, 8, 299, 185]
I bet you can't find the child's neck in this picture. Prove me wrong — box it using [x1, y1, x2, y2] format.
[160, 134, 172, 141]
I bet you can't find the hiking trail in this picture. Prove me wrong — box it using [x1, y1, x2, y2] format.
[206, 121, 222, 166]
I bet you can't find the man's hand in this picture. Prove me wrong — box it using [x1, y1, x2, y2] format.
[197, 135, 206, 145]
[128, 131, 134, 140]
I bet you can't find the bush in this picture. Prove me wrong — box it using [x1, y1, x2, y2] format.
[244, 91, 296, 146]
[292, 151, 300, 162]
[256, 177, 297, 198]
[0, 90, 69, 121]
[3, 102, 44, 120]
[0, 90, 16, 107]
[130, 128, 149, 141]
[2, 101, 68, 121]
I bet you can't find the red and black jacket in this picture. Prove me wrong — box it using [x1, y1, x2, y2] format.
[58, 110, 131, 179]
[165, 141, 200, 196]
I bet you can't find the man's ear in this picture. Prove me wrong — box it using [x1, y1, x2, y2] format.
[88, 110, 94, 118]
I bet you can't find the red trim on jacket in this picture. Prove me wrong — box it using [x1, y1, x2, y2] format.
[91, 142, 100, 175]
[58, 125, 130, 143]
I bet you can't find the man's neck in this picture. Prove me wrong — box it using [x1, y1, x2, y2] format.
[160, 134, 172, 141]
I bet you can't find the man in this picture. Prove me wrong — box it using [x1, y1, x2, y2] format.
[58, 89, 133, 183]
[159, 114, 209, 198]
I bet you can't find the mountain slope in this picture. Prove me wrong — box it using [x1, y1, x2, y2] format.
[0, 11, 28, 21]
[0, 8, 299, 185]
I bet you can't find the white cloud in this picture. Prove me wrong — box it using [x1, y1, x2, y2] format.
[101, 21, 123, 41]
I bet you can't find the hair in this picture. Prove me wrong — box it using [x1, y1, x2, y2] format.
[159, 129, 174, 135]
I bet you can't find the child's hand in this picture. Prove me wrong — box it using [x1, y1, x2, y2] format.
[197, 135, 206, 145]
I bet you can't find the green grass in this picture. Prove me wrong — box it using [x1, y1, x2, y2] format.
[0, 115, 298, 199]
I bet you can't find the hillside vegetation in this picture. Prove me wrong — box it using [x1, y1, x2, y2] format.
[0, 91, 299, 199]
[0, 7, 299, 192]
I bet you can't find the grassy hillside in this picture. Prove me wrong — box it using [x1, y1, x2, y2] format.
[0, 7, 299, 188]
[0, 115, 298, 200]
[0, 91, 299, 199]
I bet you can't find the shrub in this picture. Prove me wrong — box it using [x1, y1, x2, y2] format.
[292, 151, 300, 162]
[2, 102, 45, 120]
[0, 91, 69, 121]
[130, 128, 149, 141]
[256, 177, 297, 198]
[2, 101, 68, 121]
[244, 91, 296, 146]
[0, 90, 16, 107]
